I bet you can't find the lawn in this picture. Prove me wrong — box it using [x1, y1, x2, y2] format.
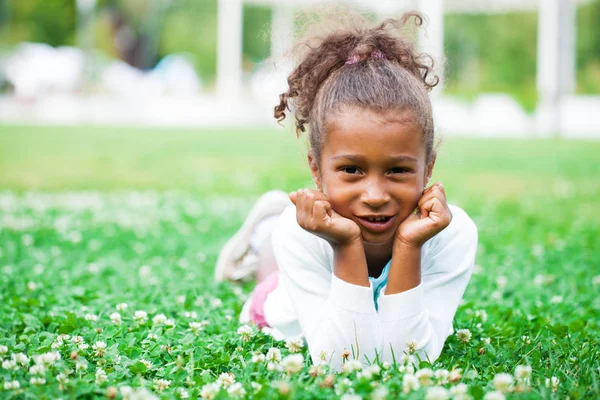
[0, 125, 599, 399]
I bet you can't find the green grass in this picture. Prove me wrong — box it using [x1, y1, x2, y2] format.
[0, 125, 599, 399]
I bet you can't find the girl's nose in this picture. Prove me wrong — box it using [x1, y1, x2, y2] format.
[360, 182, 390, 208]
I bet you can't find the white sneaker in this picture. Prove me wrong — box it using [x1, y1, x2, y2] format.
[214, 190, 291, 282]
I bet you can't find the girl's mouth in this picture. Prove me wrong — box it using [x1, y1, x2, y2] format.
[356, 215, 396, 233]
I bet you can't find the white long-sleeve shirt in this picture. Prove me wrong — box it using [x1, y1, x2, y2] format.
[243, 203, 477, 371]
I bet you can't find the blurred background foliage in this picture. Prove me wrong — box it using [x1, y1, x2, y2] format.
[0, 0, 598, 104]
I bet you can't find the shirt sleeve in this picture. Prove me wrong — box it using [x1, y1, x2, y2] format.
[376, 204, 478, 363]
[271, 206, 382, 370]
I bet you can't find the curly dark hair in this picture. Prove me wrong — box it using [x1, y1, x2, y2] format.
[274, 9, 440, 165]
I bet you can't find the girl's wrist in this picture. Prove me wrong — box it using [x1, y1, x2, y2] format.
[332, 238, 369, 287]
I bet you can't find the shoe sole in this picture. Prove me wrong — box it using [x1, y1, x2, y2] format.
[214, 190, 291, 282]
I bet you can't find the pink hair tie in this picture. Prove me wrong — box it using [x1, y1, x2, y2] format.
[345, 49, 386, 65]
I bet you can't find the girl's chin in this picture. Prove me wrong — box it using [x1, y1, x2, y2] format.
[361, 232, 396, 246]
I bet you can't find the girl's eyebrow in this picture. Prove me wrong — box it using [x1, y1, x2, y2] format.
[331, 154, 418, 163]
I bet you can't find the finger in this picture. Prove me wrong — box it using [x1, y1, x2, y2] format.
[289, 191, 297, 205]
[434, 182, 446, 198]
[313, 200, 332, 223]
[418, 186, 446, 207]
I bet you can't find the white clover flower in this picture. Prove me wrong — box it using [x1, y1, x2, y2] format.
[227, 382, 246, 398]
[116, 303, 128, 312]
[236, 325, 254, 342]
[71, 336, 84, 345]
[361, 364, 381, 380]
[267, 362, 283, 372]
[521, 335, 532, 344]
[58, 334, 70, 342]
[493, 373, 514, 393]
[224, 315, 232, 321]
[78, 343, 89, 351]
[120, 386, 133, 398]
[496, 276, 508, 288]
[177, 387, 190, 399]
[56, 372, 69, 384]
[183, 311, 198, 319]
[550, 296, 563, 304]
[456, 329, 472, 343]
[449, 368, 463, 383]
[164, 318, 176, 328]
[281, 354, 304, 374]
[416, 368, 434, 386]
[266, 348, 281, 363]
[251, 352, 265, 363]
[2, 359, 17, 370]
[514, 365, 532, 380]
[340, 394, 361, 400]
[153, 378, 171, 392]
[402, 374, 420, 393]
[29, 364, 45, 375]
[371, 385, 389, 400]
[216, 372, 235, 388]
[434, 369, 450, 384]
[483, 391, 505, 400]
[176, 296, 186, 305]
[92, 341, 107, 357]
[27, 281, 37, 291]
[200, 382, 220, 399]
[30, 377, 46, 385]
[318, 350, 329, 362]
[592, 275, 600, 285]
[481, 337, 491, 345]
[342, 359, 363, 373]
[0, 345, 7, 354]
[134, 310, 148, 323]
[152, 314, 167, 326]
[85, 313, 99, 322]
[475, 309, 488, 322]
[12, 352, 30, 366]
[285, 336, 304, 353]
[3, 380, 20, 390]
[406, 339, 420, 354]
[95, 368, 108, 384]
[545, 376, 559, 392]
[209, 297, 223, 308]
[76, 359, 88, 371]
[109, 312, 122, 325]
[188, 322, 203, 335]
[251, 382, 262, 393]
[450, 383, 469, 398]
[274, 380, 290, 395]
[425, 386, 450, 400]
[140, 359, 152, 370]
[400, 353, 417, 366]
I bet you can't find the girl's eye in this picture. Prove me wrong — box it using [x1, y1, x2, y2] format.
[342, 166, 360, 174]
[390, 167, 410, 174]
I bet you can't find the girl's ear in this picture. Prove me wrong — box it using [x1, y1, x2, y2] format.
[307, 151, 323, 191]
[424, 153, 437, 188]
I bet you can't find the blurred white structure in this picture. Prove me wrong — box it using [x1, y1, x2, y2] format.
[0, 0, 598, 139]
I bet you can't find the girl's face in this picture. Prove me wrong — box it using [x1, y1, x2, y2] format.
[309, 107, 434, 245]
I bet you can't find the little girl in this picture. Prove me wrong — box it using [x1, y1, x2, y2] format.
[215, 12, 478, 371]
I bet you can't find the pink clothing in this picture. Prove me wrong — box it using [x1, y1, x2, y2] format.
[249, 271, 279, 328]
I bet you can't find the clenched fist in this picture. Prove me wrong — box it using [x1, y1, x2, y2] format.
[289, 189, 361, 247]
[395, 182, 452, 248]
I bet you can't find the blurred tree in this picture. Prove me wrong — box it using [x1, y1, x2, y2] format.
[0, 0, 76, 47]
[577, 0, 600, 94]
[444, 11, 539, 111]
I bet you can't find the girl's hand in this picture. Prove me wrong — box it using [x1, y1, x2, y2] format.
[289, 189, 362, 247]
[395, 182, 452, 248]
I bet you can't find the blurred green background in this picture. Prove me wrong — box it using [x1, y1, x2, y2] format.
[1, 0, 599, 110]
